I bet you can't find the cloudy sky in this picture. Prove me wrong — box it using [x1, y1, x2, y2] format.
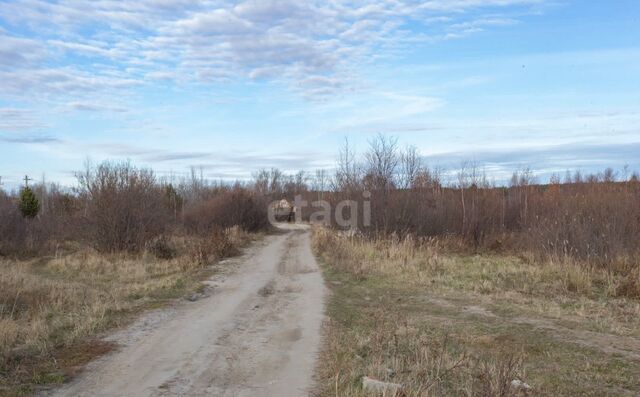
[0, 0, 639, 188]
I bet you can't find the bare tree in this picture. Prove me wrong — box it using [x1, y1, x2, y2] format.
[457, 162, 470, 234]
[335, 137, 361, 193]
[253, 168, 285, 197]
[314, 169, 328, 200]
[283, 170, 309, 198]
[399, 145, 422, 189]
[269, 168, 284, 194]
[294, 170, 309, 192]
[363, 134, 399, 191]
[602, 167, 616, 183]
[509, 167, 534, 227]
[253, 169, 270, 195]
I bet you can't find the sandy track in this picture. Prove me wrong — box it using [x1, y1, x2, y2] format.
[44, 224, 326, 397]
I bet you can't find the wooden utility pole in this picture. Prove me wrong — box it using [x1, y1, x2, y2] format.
[23, 175, 32, 187]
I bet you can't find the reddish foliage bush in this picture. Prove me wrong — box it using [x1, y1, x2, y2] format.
[322, 180, 640, 268]
[183, 187, 269, 234]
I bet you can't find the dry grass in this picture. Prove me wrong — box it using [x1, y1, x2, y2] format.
[318, 311, 526, 397]
[0, 226, 253, 396]
[313, 228, 640, 338]
[313, 227, 640, 396]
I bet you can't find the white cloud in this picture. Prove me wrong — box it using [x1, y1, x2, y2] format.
[418, 0, 546, 12]
[0, 67, 140, 99]
[0, 108, 47, 131]
[448, 17, 518, 35]
[174, 9, 255, 35]
[0, 34, 46, 67]
[0, 0, 544, 101]
[64, 101, 128, 112]
[47, 39, 124, 59]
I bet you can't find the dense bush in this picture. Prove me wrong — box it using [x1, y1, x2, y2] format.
[0, 161, 271, 256]
[0, 186, 86, 255]
[2, 145, 638, 270]
[183, 187, 269, 234]
[320, 136, 640, 270]
[0, 193, 27, 255]
[76, 161, 170, 252]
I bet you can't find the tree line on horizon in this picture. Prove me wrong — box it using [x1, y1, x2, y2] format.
[1, 135, 639, 276]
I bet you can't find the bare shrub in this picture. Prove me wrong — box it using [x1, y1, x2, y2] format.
[0, 183, 87, 256]
[0, 193, 27, 255]
[183, 187, 268, 234]
[76, 161, 169, 252]
[473, 353, 525, 397]
[2, 161, 269, 257]
[318, 135, 640, 275]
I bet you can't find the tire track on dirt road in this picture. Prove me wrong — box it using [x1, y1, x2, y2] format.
[43, 223, 326, 397]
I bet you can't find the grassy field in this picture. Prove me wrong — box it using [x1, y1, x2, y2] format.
[0, 227, 255, 397]
[312, 227, 640, 396]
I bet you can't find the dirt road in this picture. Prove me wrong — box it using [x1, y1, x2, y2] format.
[46, 224, 326, 397]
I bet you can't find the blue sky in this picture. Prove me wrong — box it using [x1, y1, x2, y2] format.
[0, 0, 639, 189]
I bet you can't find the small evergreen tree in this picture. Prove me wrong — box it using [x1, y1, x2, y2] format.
[19, 186, 40, 218]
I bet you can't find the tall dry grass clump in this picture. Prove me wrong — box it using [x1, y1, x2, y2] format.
[313, 227, 442, 280]
[314, 225, 535, 396]
[319, 315, 526, 397]
[187, 226, 250, 266]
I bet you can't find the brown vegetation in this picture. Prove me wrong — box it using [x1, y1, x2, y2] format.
[308, 137, 640, 396]
[0, 161, 271, 257]
[0, 161, 269, 395]
[321, 136, 640, 275]
[1, 135, 638, 395]
[76, 161, 169, 252]
[313, 227, 640, 396]
[183, 187, 269, 234]
[0, 228, 252, 395]
[308, 135, 639, 395]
